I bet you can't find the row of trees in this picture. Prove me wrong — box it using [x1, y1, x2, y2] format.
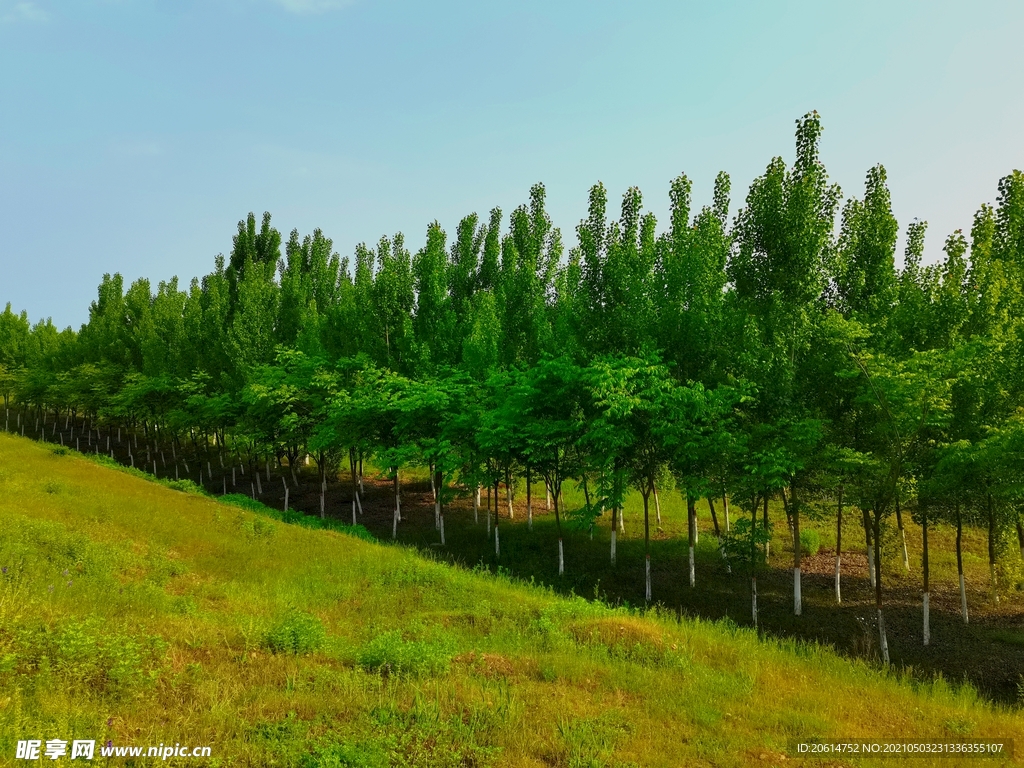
[3, 113, 1024, 661]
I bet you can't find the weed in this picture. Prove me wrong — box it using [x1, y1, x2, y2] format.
[357, 631, 451, 677]
[800, 528, 821, 557]
[265, 611, 327, 655]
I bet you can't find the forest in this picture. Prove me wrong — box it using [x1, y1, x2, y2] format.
[2, 112, 1023, 670]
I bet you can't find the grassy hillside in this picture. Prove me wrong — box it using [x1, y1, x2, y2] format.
[0, 433, 1021, 767]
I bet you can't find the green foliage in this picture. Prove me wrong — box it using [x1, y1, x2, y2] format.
[357, 631, 451, 678]
[264, 611, 327, 655]
[800, 528, 821, 557]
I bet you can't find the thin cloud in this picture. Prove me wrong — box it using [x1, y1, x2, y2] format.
[271, 0, 355, 14]
[0, 1, 50, 22]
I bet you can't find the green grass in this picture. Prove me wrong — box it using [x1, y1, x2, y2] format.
[0, 433, 1022, 766]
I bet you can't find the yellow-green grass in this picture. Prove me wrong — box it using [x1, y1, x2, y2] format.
[0, 433, 1021, 767]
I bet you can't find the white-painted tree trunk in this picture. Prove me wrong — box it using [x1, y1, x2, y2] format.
[355, 491, 362, 514]
[435, 498, 441, 530]
[794, 567, 802, 616]
[990, 562, 999, 605]
[923, 592, 930, 645]
[527, 497, 532, 531]
[495, 527, 500, 557]
[558, 539, 564, 576]
[960, 574, 969, 623]
[611, 529, 617, 565]
[878, 609, 890, 665]
[718, 537, 731, 573]
[645, 555, 651, 602]
[507, 485, 513, 519]
[834, 555, 842, 604]
[392, 508, 398, 539]
[900, 529, 910, 573]
[486, 508, 491, 538]
[473, 485, 480, 524]
[654, 486, 661, 526]
[689, 546, 695, 587]
[440, 514, 445, 545]
[284, 487, 289, 513]
[867, 544, 876, 589]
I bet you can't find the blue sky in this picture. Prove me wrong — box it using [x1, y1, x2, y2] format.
[2, 0, 1022, 328]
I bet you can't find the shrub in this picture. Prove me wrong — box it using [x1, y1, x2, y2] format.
[265, 611, 326, 655]
[800, 528, 821, 557]
[357, 631, 450, 677]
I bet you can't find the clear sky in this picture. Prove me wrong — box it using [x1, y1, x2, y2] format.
[2, 0, 1022, 329]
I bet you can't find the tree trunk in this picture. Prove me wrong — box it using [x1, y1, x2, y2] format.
[643, 484, 652, 602]
[434, 468, 442, 530]
[922, 505, 930, 646]
[863, 508, 875, 589]
[1016, 512, 1024, 561]
[437, 468, 445, 545]
[763, 495, 770, 561]
[792, 482, 801, 617]
[393, 470, 400, 539]
[707, 497, 721, 537]
[494, 480, 501, 558]
[350, 448, 360, 524]
[709, 496, 729, 571]
[687, 494, 696, 588]
[874, 508, 889, 665]
[583, 475, 592, 540]
[722, 492, 730, 532]
[506, 469, 513, 520]
[987, 492, 998, 604]
[750, 495, 758, 629]
[526, 467, 533, 531]
[895, 492, 909, 573]
[835, 484, 843, 604]
[611, 505, 617, 565]
[654, 482, 661, 526]
[391, 468, 399, 536]
[553, 478, 564, 576]
[473, 484, 480, 525]
[956, 499, 968, 624]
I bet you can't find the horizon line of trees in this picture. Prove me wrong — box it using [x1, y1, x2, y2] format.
[3, 112, 1024, 661]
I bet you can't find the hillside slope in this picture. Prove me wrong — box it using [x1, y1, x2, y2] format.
[0, 433, 1020, 767]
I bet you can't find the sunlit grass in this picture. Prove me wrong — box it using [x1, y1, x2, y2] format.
[1, 432, 1021, 766]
